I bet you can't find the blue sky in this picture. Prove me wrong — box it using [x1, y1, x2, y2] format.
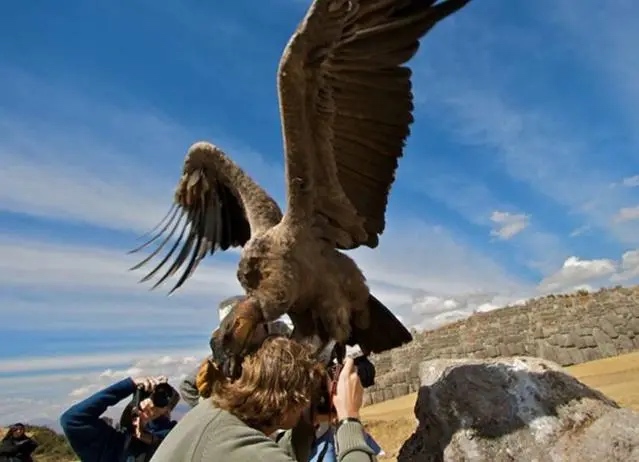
[1, 0, 639, 426]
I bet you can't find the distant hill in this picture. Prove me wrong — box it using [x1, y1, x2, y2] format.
[0, 425, 77, 462]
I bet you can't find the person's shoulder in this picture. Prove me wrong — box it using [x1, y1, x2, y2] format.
[151, 402, 226, 461]
[153, 402, 274, 462]
[187, 402, 274, 447]
[181, 400, 224, 425]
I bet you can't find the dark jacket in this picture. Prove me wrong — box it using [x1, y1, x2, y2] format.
[0, 432, 38, 462]
[60, 378, 177, 462]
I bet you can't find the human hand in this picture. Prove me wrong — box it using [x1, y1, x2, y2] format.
[132, 416, 153, 444]
[332, 357, 363, 420]
[132, 375, 167, 392]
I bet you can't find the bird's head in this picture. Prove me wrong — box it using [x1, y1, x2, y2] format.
[210, 296, 267, 380]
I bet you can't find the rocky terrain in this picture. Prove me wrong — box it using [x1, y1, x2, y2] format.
[398, 357, 639, 461]
[365, 285, 639, 405]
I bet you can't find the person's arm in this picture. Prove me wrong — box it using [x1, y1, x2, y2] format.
[331, 358, 377, 462]
[59, 377, 136, 448]
[179, 363, 204, 408]
[333, 420, 376, 462]
[136, 419, 178, 446]
[15, 436, 38, 455]
[0, 438, 19, 456]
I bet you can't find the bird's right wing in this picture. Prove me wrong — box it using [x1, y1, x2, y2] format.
[129, 142, 282, 294]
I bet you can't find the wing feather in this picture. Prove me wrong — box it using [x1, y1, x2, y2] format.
[129, 144, 264, 293]
[279, 0, 471, 249]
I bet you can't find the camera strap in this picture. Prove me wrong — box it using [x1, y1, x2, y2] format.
[325, 362, 343, 433]
[316, 441, 331, 462]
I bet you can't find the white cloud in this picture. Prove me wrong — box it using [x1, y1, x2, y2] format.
[351, 219, 529, 297]
[0, 350, 201, 376]
[538, 256, 617, 293]
[0, 218, 537, 425]
[433, 87, 637, 245]
[614, 206, 639, 223]
[408, 290, 528, 331]
[0, 235, 241, 298]
[0, 349, 208, 427]
[622, 175, 639, 188]
[0, 65, 284, 236]
[611, 250, 639, 282]
[489, 211, 530, 240]
[406, 166, 567, 274]
[0, 62, 539, 425]
[569, 225, 591, 238]
[0, 142, 169, 235]
[411, 6, 639, 248]
[3, 4, 639, 432]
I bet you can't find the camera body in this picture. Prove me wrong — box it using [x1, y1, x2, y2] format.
[131, 382, 176, 411]
[148, 382, 176, 408]
[315, 351, 376, 415]
[119, 382, 177, 433]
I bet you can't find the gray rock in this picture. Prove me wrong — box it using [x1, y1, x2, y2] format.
[398, 357, 639, 462]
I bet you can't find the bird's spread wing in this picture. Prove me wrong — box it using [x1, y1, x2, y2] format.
[129, 142, 281, 293]
[278, 0, 472, 249]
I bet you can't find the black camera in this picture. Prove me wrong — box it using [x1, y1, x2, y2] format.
[315, 354, 376, 415]
[120, 382, 177, 432]
[148, 382, 176, 408]
[132, 382, 176, 411]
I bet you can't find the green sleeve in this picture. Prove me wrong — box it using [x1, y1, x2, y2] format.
[335, 421, 377, 462]
[178, 364, 202, 409]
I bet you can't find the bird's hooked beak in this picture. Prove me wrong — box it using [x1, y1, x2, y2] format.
[210, 297, 266, 380]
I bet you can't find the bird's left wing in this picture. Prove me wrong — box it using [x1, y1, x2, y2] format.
[278, 0, 472, 249]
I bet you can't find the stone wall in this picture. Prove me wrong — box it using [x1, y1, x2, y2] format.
[364, 285, 639, 406]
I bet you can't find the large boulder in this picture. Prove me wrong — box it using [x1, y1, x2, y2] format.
[398, 357, 639, 461]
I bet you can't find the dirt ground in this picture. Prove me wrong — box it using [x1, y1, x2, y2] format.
[360, 351, 639, 460]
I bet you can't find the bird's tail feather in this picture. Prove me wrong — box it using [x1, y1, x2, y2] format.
[349, 294, 413, 354]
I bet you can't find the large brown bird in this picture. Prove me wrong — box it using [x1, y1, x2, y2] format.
[131, 0, 472, 372]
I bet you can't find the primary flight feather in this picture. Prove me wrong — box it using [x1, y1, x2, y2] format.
[131, 0, 472, 372]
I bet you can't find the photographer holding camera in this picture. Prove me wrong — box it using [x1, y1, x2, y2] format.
[60, 375, 180, 462]
[151, 336, 377, 462]
[0, 423, 38, 462]
[308, 352, 384, 462]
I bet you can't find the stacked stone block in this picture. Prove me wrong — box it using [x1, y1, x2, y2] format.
[364, 285, 639, 406]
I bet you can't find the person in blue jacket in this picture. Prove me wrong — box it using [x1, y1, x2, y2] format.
[60, 375, 179, 462]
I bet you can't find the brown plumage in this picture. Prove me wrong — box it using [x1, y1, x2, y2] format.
[131, 0, 472, 368]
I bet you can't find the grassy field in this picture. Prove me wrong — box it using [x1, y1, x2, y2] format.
[361, 351, 639, 460]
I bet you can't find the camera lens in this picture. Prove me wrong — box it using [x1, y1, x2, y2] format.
[150, 383, 174, 408]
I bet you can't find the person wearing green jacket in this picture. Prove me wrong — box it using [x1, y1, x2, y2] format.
[151, 336, 376, 462]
